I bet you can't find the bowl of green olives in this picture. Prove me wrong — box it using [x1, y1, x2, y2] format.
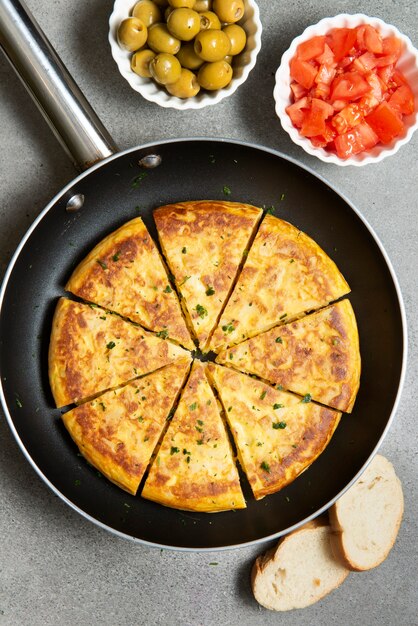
[109, 0, 262, 108]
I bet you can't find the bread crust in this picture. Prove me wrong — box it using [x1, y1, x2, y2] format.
[329, 454, 404, 571]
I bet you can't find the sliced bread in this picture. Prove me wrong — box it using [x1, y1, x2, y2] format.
[329, 454, 404, 571]
[251, 518, 349, 610]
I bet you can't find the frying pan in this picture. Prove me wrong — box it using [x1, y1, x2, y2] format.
[0, 0, 407, 550]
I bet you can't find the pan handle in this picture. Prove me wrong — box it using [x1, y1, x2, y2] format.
[0, 0, 118, 170]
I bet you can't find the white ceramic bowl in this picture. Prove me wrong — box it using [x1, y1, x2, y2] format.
[109, 0, 262, 110]
[274, 14, 418, 166]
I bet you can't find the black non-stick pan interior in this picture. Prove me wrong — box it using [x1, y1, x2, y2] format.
[0, 139, 405, 549]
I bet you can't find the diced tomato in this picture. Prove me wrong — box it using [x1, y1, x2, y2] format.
[363, 25, 383, 54]
[290, 57, 317, 90]
[297, 35, 326, 61]
[286, 97, 310, 127]
[327, 27, 357, 62]
[300, 98, 334, 137]
[285, 24, 415, 158]
[316, 43, 335, 66]
[290, 81, 308, 100]
[366, 101, 405, 143]
[388, 84, 415, 115]
[351, 51, 377, 73]
[330, 71, 370, 102]
[334, 122, 378, 158]
[332, 103, 362, 134]
[382, 36, 403, 60]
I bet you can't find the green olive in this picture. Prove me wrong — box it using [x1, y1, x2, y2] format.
[212, 0, 244, 23]
[132, 1, 162, 26]
[117, 17, 148, 52]
[149, 52, 182, 83]
[199, 10, 221, 30]
[131, 48, 156, 77]
[198, 59, 232, 89]
[222, 23, 246, 55]
[168, 0, 195, 7]
[166, 68, 201, 97]
[194, 0, 212, 10]
[147, 23, 181, 53]
[194, 28, 230, 62]
[176, 42, 204, 69]
[167, 8, 201, 41]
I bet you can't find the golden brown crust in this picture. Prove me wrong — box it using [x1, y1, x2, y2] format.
[154, 201, 262, 349]
[210, 215, 350, 351]
[216, 300, 360, 412]
[142, 361, 246, 512]
[49, 298, 189, 407]
[208, 363, 341, 499]
[65, 217, 194, 349]
[62, 358, 191, 495]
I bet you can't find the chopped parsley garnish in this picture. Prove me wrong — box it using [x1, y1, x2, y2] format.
[99, 316, 107, 321]
[222, 322, 235, 334]
[15, 397, 23, 408]
[273, 403, 284, 410]
[189, 402, 198, 411]
[275, 337, 283, 343]
[229, 353, 233, 360]
[99, 402, 106, 411]
[206, 399, 212, 406]
[166, 408, 175, 421]
[112, 252, 120, 262]
[156, 328, 169, 339]
[205, 286, 215, 296]
[223, 185, 231, 196]
[279, 313, 287, 319]
[196, 304, 208, 318]
[197, 419, 204, 426]
[170, 446, 180, 455]
[280, 193, 285, 201]
[260, 390, 267, 400]
[196, 425, 203, 433]
[97, 260, 107, 270]
[264, 205, 276, 215]
[260, 461, 271, 473]
[183, 448, 191, 455]
[276, 384, 284, 390]
[196, 439, 204, 445]
[209, 155, 216, 164]
[106, 341, 116, 350]
[182, 247, 187, 254]
[132, 172, 147, 188]
[180, 275, 191, 285]
[290, 258, 295, 263]
[302, 393, 312, 403]
[137, 416, 144, 422]
[332, 338, 340, 345]
[163, 285, 172, 293]
[273, 421, 287, 429]
[227, 407, 232, 412]
[74, 479, 81, 486]
[257, 441, 263, 446]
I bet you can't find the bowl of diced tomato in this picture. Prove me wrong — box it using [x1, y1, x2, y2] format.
[274, 14, 418, 165]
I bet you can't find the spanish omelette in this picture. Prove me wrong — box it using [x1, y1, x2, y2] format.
[65, 217, 194, 350]
[62, 358, 191, 495]
[49, 297, 189, 407]
[153, 201, 262, 350]
[141, 360, 246, 512]
[216, 300, 360, 412]
[207, 363, 341, 500]
[210, 214, 350, 352]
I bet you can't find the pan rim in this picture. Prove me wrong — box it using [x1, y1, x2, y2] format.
[0, 137, 408, 551]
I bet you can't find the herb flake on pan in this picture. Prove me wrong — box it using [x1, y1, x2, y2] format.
[131, 172, 147, 188]
[272, 421, 286, 429]
[189, 402, 198, 411]
[156, 328, 169, 339]
[273, 403, 284, 410]
[301, 393, 312, 403]
[97, 259, 107, 270]
[106, 341, 116, 350]
[260, 461, 270, 473]
[205, 286, 215, 296]
[112, 252, 120, 262]
[264, 205, 276, 215]
[163, 285, 172, 293]
[275, 336, 283, 343]
[182, 247, 187, 254]
[260, 390, 267, 400]
[196, 304, 208, 318]
[222, 322, 235, 334]
[180, 275, 191, 285]
[170, 446, 180, 455]
[223, 185, 231, 196]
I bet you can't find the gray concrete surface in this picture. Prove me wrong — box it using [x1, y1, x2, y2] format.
[0, 0, 417, 624]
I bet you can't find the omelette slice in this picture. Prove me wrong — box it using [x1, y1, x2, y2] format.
[142, 360, 246, 512]
[207, 364, 341, 500]
[49, 297, 190, 408]
[210, 214, 350, 351]
[65, 217, 194, 349]
[62, 358, 191, 495]
[216, 300, 360, 413]
[154, 201, 262, 349]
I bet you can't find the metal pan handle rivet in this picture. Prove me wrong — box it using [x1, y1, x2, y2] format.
[138, 154, 162, 169]
[66, 194, 85, 212]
